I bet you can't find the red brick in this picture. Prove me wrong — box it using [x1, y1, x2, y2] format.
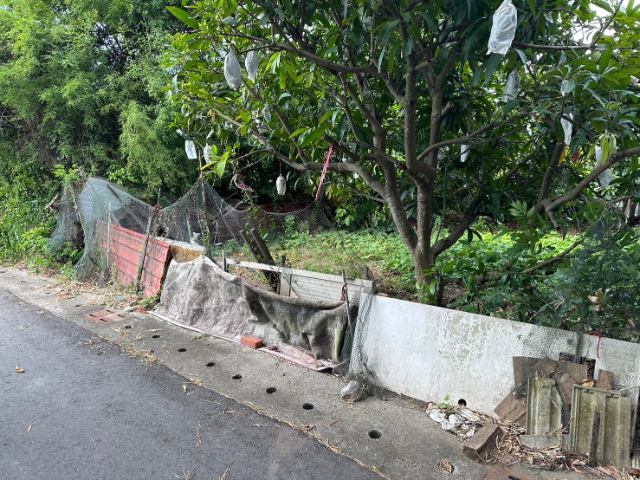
[241, 336, 264, 349]
[134, 306, 147, 313]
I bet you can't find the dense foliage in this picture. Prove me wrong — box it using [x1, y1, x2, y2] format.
[166, 0, 640, 292]
[0, 0, 639, 341]
[0, 0, 200, 264]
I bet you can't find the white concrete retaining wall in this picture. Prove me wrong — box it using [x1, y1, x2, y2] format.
[351, 294, 640, 415]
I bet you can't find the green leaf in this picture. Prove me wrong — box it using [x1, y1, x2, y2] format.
[591, 0, 614, 13]
[599, 48, 613, 75]
[418, 12, 439, 33]
[526, 0, 537, 16]
[388, 43, 399, 74]
[377, 19, 399, 49]
[215, 160, 226, 178]
[561, 79, 575, 94]
[299, 125, 329, 148]
[484, 53, 503, 86]
[290, 127, 310, 137]
[167, 7, 199, 29]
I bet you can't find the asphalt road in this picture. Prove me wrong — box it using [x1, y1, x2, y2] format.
[0, 288, 379, 480]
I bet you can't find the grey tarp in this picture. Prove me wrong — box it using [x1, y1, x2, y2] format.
[156, 256, 348, 363]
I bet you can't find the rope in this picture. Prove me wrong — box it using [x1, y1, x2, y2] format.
[589, 331, 603, 359]
[315, 145, 333, 201]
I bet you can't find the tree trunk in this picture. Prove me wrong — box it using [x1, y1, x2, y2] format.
[412, 243, 437, 295]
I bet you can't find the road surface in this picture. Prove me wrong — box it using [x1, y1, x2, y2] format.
[0, 288, 379, 480]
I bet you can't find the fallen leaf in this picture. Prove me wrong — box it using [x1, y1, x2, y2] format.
[182, 384, 187, 394]
[629, 319, 636, 328]
[15, 366, 24, 373]
[436, 458, 454, 474]
[588, 296, 599, 304]
[37, 311, 44, 315]
[581, 377, 594, 387]
[27, 425, 31, 432]
[149, 329, 163, 333]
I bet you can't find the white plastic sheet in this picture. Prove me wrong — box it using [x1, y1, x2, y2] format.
[224, 50, 242, 90]
[561, 115, 573, 146]
[203, 144, 213, 163]
[595, 145, 615, 188]
[245, 51, 259, 82]
[502, 70, 520, 102]
[487, 0, 518, 55]
[461, 144, 471, 163]
[276, 175, 286, 195]
[185, 140, 198, 160]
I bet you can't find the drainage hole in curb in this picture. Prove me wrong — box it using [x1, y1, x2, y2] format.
[178, 348, 187, 352]
[302, 403, 314, 410]
[151, 335, 160, 338]
[232, 374, 242, 380]
[368, 430, 382, 439]
[266, 387, 277, 394]
[206, 362, 215, 367]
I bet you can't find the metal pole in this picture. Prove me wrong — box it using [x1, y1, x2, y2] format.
[342, 270, 353, 328]
[107, 202, 111, 259]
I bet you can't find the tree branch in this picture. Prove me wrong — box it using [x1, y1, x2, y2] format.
[540, 146, 640, 214]
[432, 196, 482, 257]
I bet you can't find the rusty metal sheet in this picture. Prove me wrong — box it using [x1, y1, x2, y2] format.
[95, 221, 171, 297]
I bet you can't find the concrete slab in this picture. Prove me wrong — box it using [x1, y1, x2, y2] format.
[526, 378, 562, 435]
[0, 267, 598, 480]
[569, 385, 632, 470]
[520, 434, 562, 449]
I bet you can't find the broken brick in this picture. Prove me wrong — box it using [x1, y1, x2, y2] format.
[462, 423, 504, 461]
[241, 335, 264, 349]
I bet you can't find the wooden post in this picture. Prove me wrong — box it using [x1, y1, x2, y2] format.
[250, 228, 275, 264]
[361, 266, 371, 280]
[240, 229, 278, 292]
[136, 205, 161, 294]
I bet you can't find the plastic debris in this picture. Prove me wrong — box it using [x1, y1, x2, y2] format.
[502, 70, 520, 102]
[245, 51, 259, 82]
[487, 0, 517, 55]
[276, 175, 286, 196]
[595, 146, 615, 188]
[426, 404, 491, 441]
[459, 408, 481, 423]
[441, 421, 456, 431]
[185, 140, 198, 160]
[430, 411, 446, 423]
[224, 50, 242, 90]
[561, 115, 573, 146]
[204, 144, 213, 163]
[461, 144, 471, 163]
[341, 380, 367, 402]
[449, 414, 464, 425]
